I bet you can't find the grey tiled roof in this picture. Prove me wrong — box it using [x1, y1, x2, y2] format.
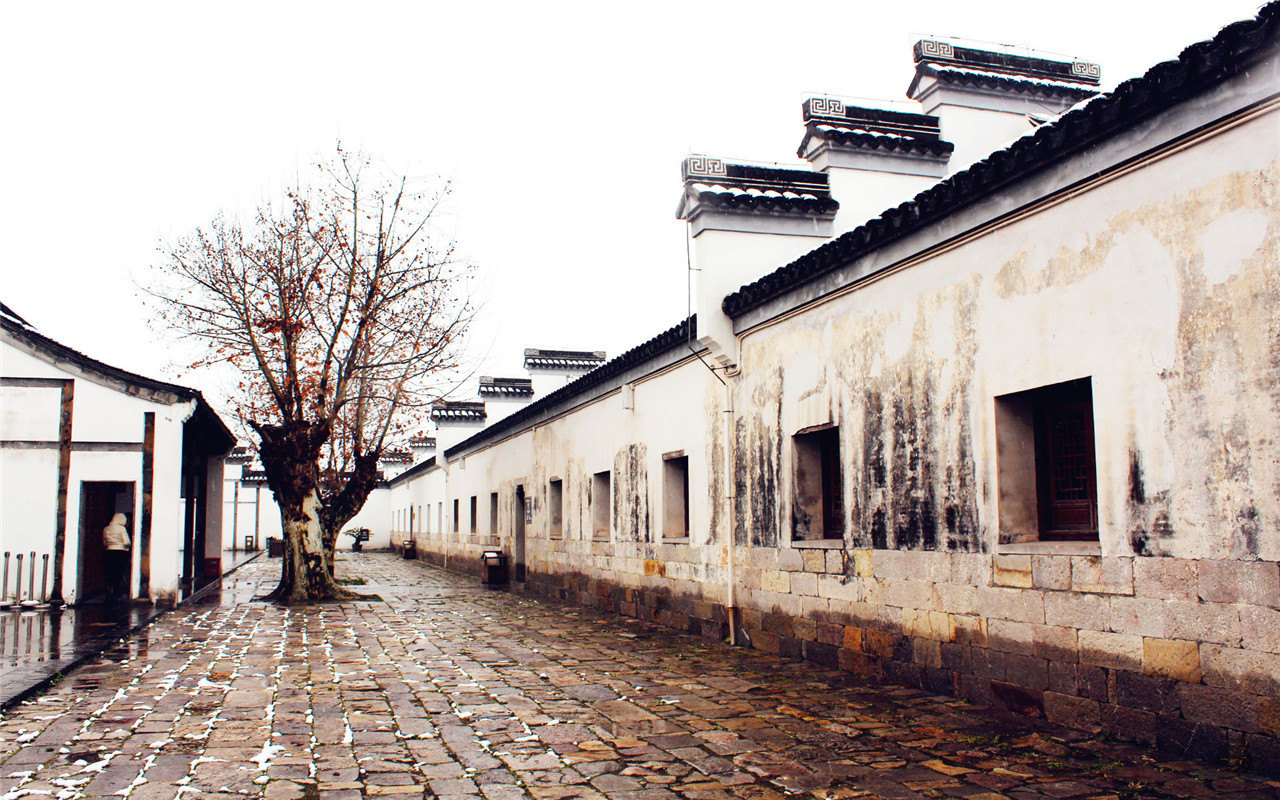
[479, 376, 535, 397]
[431, 400, 487, 423]
[523, 349, 607, 371]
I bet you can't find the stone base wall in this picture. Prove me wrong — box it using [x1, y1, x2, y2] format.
[413, 538, 1280, 774]
[526, 569, 731, 642]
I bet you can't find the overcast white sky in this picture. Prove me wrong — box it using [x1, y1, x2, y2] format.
[2, 1, 1268, 407]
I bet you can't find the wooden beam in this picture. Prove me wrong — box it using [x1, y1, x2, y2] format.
[47, 380, 74, 606]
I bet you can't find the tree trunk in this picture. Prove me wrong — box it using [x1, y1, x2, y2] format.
[320, 452, 383, 572]
[255, 421, 358, 603]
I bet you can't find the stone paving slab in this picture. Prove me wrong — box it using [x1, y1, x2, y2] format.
[0, 551, 264, 711]
[2, 552, 1277, 799]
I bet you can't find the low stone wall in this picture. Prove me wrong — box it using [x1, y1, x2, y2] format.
[413, 536, 1278, 772]
[734, 548, 1279, 771]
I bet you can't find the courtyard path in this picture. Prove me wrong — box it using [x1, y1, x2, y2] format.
[1, 552, 1276, 800]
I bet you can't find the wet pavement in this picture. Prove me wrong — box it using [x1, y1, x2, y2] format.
[2, 552, 1277, 800]
[0, 550, 262, 710]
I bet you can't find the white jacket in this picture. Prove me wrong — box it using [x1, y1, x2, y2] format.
[103, 513, 131, 551]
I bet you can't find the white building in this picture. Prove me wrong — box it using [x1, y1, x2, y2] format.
[390, 9, 1280, 770]
[1, 303, 234, 606]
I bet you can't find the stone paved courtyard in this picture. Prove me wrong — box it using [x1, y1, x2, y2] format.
[2, 553, 1277, 800]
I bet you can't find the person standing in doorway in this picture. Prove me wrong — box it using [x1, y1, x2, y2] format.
[103, 513, 131, 602]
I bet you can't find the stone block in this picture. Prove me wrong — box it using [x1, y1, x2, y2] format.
[1198, 559, 1280, 607]
[815, 621, 844, 647]
[971, 648, 1006, 680]
[778, 549, 804, 572]
[956, 674, 995, 706]
[993, 554, 1033, 588]
[1032, 624, 1078, 663]
[779, 635, 803, 660]
[881, 579, 933, 609]
[872, 549, 909, 580]
[979, 586, 1045, 624]
[1032, 555, 1071, 591]
[1044, 692, 1100, 732]
[901, 608, 930, 640]
[930, 611, 952, 641]
[819, 576, 860, 601]
[1240, 606, 1280, 654]
[1114, 670, 1181, 716]
[1071, 556, 1134, 595]
[1142, 638, 1201, 682]
[1201, 645, 1280, 696]
[793, 617, 818, 642]
[753, 630, 780, 654]
[987, 619, 1037, 655]
[838, 647, 878, 677]
[804, 640, 840, 668]
[1004, 653, 1049, 691]
[790, 572, 818, 597]
[940, 642, 970, 673]
[749, 548, 779, 570]
[1100, 704, 1158, 746]
[800, 550, 826, 573]
[825, 550, 843, 574]
[949, 553, 990, 586]
[1078, 630, 1143, 671]
[1163, 600, 1241, 646]
[760, 570, 790, 594]
[1156, 714, 1231, 762]
[951, 615, 987, 647]
[913, 639, 942, 669]
[1245, 733, 1280, 778]
[1044, 591, 1108, 630]
[1261, 697, 1280, 738]
[851, 549, 873, 578]
[1178, 683, 1261, 733]
[989, 680, 1044, 717]
[934, 582, 977, 615]
[1106, 595, 1168, 638]
[863, 629, 896, 659]
[1133, 557, 1198, 601]
[842, 626, 863, 652]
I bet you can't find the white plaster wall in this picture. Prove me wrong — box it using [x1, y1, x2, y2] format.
[342, 486, 391, 550]
[1, 340, 194, 604]
[826, 168, 941, 235]
[432, 356, 725, 598]
[693, 227, 830, 364]
[736, 105, 1280, 561]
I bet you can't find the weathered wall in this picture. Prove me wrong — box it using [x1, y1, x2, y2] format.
[725, 104, 1280, 768]
[400, 93, 1280, 769]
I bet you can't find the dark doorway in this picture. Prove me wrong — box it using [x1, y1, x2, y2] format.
[78, 482, 135, 602]
[513, 485, 527, 582]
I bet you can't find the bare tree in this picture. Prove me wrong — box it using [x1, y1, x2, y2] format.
[149, 149, 472, 602]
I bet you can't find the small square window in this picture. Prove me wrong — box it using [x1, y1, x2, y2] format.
[793, 426, 843, 541]
[592, 471, 611, 540]
[662, 455, 690, 539]
[548, 478, 563, 538]
[995, 377, 1098, 543]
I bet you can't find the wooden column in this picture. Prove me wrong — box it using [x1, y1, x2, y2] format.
[47, 380, 74, 607]
[139, 412, 155, 597]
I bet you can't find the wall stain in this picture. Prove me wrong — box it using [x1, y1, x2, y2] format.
[734, 368, 782, 547]
[613, 443, 649, 543]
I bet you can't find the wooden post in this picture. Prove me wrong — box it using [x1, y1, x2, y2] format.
[139, 412, 155, 597]
[47, 380, 74, 606]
